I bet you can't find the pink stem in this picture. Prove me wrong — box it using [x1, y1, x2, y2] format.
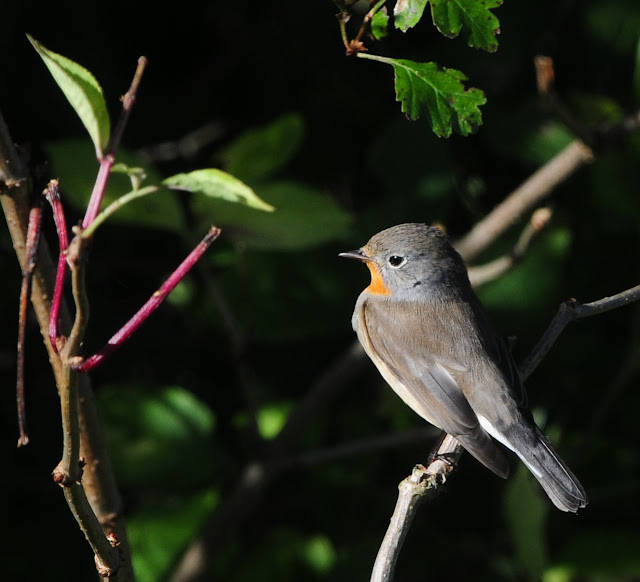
[44, 180, 70, 351]
[17, 196, 43, 446]
[82, 57, 147, 230]
[82, 155, 114, 229]
[74, 226, 221, 373]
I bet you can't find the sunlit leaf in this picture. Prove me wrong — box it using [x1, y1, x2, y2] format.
[257, 402, 292, 440]
[164, 169, 275, 212]
[371, 7, 391, 40]
[429, 0, 503, 52]
[394, 0, 429, 32]
[359, 54, 485, 137]
[28, 35, 110, 157]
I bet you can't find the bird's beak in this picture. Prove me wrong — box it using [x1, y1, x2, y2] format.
[339, 249, 371, 262]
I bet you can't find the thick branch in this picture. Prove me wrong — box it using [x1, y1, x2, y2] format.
[0, 108, 134, 582]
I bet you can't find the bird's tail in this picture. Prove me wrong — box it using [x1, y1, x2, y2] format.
[507, 425, 588, 513]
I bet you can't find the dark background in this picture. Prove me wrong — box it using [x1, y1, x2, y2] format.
[2, 1, 639, 581]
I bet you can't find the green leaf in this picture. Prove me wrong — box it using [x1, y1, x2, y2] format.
[220, 112, 305, 184]
[192, 180, 352, 250]
[163, 169, 275, 212]
[429, 0, 503, 52]
[128, 489, 219, 582]
[394, 0, 429, 32]
[504, 463, 550, 579]
[358, 54, 485, 137]
[544, 530, 640, 581]
[44, 139, 184, 232]
[257, 402, 292, 440]
[28, 35, 110, 157]
[96, 385, 217, 488]
[371, 7, 391, 40]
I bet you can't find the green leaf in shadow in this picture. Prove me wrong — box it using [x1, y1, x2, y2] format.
[220, 112, 305, 184]
[193, 180, 352, 250]
[504, 463, 550, 579]
[96, 385, 217, 488]
[128, 489, 219, 582]
[45, 139, 183, 232]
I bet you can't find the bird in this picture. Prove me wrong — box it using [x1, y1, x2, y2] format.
[340, 223, 587, 512]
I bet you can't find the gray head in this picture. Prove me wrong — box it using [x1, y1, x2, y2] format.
[341, 223, 471, 299]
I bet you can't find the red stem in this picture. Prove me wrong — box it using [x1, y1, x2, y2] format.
[82, 56, 147, 230]
[74, 226, 221, 373]
[82, 155, 114, 229]
[44, 180, 69, 350]
[17, 196, 43, 446]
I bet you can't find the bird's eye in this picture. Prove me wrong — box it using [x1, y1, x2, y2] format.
[388, 255, 405, 268]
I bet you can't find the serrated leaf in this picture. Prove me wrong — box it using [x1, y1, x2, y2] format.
[394, 0, 429, 32]
[28, 35, 110, 156]
[429, 0, 503, 52]
[359, 54, 485, 137]
[163, 169, 274, 212]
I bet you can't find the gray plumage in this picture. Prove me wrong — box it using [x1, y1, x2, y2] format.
[342, 223, 587, 513]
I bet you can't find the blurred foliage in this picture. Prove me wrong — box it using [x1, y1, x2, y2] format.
[1, 1, 640, 581]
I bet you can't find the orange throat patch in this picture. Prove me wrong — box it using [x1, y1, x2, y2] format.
[365, 262, 391, 296]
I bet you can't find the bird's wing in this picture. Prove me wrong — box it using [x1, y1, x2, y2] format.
[467, 294, 528, 409]
[359, 296, 480, 437]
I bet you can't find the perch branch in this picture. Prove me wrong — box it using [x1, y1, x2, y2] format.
[371, 436, 462, 582]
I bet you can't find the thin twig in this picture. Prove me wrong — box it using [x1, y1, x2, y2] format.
[370, 436, 461, 582]
[468, 207, 552, 287]
[82, 57, 147, 229]
[16, 193, 43, 446]
[454, 140, 594, 262]
[1, 107, 135, 582]
[75, 226, 221, 372]
[44, 179, 69, 351]
[520, 285, 640, 380]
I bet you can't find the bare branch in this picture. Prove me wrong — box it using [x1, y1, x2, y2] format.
[520, 284, 640, 380]
[371, 436, 462, 582]
[454, 140, 594, 262]
[468, 207, 552, 287]
[16, 194, 43, 446]
[0, 108, 135, 582]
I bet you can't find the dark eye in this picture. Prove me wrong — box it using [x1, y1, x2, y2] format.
[388, 255, 405, 268]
